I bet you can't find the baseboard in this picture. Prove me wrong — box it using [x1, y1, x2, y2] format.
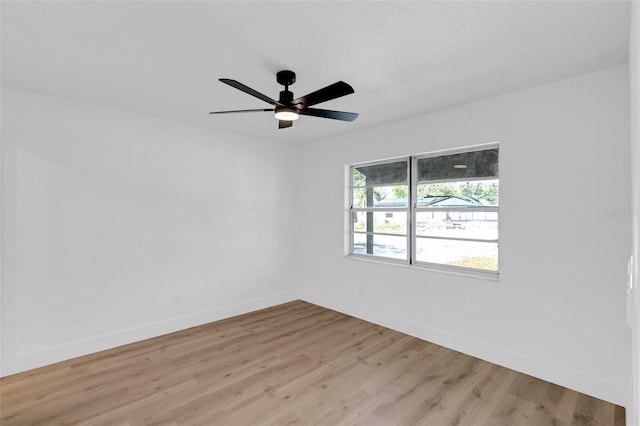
[300, 291, 629, 408]
[1, 291, 297, 377]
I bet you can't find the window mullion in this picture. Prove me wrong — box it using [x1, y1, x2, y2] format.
[410, 156, 416, 264]
[414, 207, 499, 213]
[351, 207, 409, 212]
[415, 235, 499, 243]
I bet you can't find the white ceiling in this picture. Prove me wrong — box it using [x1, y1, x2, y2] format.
[1, 1, 630, 144]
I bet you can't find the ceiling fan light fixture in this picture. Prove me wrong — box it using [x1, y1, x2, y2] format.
[274, 107, 299, 121]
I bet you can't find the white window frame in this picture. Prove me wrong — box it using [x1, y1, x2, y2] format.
[349, 156, 411, 265]
[347, 143, 499, 279]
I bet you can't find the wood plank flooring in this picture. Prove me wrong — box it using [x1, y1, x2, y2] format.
[0, 300, 626, 425]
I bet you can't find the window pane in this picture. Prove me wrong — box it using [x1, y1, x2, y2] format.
[353, 211, 407, 234]
[415, 238, 498, 271]
[352, 168, 366, 187]
[353, 161, 407, 186]
[417, 179, 499, 207]
[417, 148, 498, 182]
[416, 211, 498, 240]
[352, 189, 366, 208]
[353, 185, 408, 208]
[372, 186, 408, 207]
[352, 233, 367, 254]
[352, 233, 407, 260]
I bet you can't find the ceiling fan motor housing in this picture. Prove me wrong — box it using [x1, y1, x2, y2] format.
[279, 90, 294, 104]
[277, 70, 296, 106]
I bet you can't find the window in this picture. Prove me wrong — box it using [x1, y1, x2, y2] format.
[351, 160, 410, 260]
[349, 145, 499, 277]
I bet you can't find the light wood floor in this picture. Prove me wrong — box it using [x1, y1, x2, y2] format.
[0, 300, 626, 425]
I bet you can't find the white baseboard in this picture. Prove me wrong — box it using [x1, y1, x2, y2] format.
[1, 291, 297, 377]
[300, 291, 629, 408]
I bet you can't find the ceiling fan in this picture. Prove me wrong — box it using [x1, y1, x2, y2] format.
[209, 70, 359, 129]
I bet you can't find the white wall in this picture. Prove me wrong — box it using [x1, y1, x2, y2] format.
[629, 2, 639, 425]
[298, 65, 631, 406]
[0, 88, 299, 375]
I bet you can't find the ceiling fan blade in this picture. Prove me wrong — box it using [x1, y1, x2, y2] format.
[279, 120, 293, 129]
[292, 81, 354, 109]
[299, 108, 359, 122]
[219, 79, 284, 107]
[209, 108, 274, 114]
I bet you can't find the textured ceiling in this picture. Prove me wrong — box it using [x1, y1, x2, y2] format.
[1, 1, 630, 144]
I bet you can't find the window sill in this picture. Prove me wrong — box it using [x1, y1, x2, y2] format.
[345, 254, 500, 282]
